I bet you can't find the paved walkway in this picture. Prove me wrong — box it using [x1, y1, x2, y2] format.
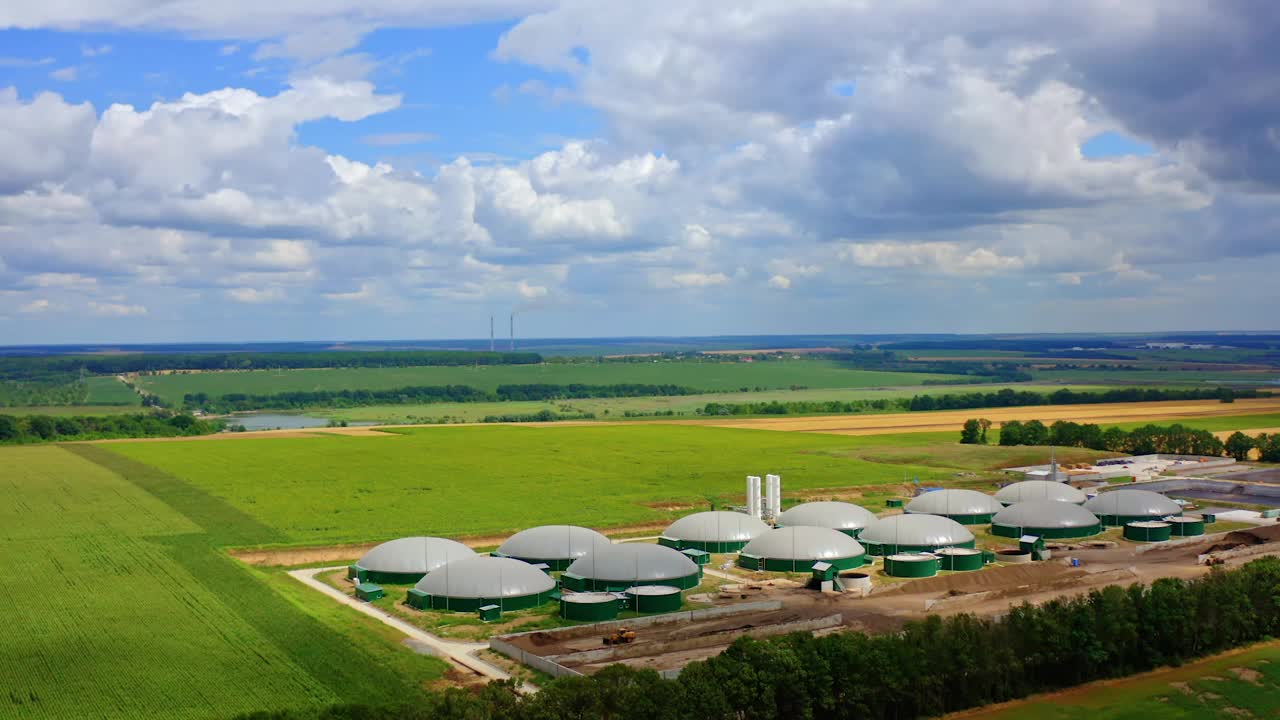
[287, 566, 538, 694]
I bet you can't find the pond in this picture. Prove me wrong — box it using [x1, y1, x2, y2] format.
[224, 413, 332, 431]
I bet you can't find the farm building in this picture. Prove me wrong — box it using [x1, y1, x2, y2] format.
[493, 525, 611, 570]
[561, 543, 702, 592]
[858, 514, 976, 555]
[990, 501, 1103, 539]
[1084, 490, 1183, 526]
[406, 556, 556, 613]
[904, 489, 1004, 524]
[994, 480, 1087, 505]
[658, 511, 770, 552]
[737, 526, 867, 571]
[348, 537, 476, 584]
[774, 501, 878, 537]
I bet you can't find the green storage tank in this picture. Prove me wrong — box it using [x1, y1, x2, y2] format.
[1124, 521, 1173, 542]
[355, 583, 385, 601]
[559, 592, 620, 621]
[478, 604, 502, 622]
[883, 554, 939, 578]
[626, 585, 682, 613]
[1168, 517, 1206, 537]
[935, 547, 984, 572]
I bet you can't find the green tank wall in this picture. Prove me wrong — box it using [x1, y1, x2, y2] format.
[737, 554, 866, 572]
[405, 589, 555, 613]
[560, 570, 701, 592]
[351, 564, 428, 585]
[883, 556, 939, 578]
[935, 512, 995, 526]
[937, 552, 984, 572]
[1170, 519, 1206, 536]
[560, 597, 620, 621]
[1097, 511, 1182, 527]
[861, 539, 977, 556]
[627, 589, 682, 613]
[1123, 523, 1173, 542]
[658, 536, 749, 553]
[491, 551, 574, 571]
[990, 522, 1103, 539]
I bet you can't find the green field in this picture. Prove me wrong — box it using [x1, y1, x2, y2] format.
[84, 375, 142, 405]
[0, 445, 445, 720]
[314, 383, 1116, 424]
[133, 360, 969, 405]
[1030, 367, 1280, 385]
[0, 404, 151, 416]
[966, 641, 1280, 720]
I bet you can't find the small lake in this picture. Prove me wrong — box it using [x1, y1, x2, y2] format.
[225, 413, 332, 430]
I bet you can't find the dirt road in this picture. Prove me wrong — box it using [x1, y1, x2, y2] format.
[287, 566, 537, 693]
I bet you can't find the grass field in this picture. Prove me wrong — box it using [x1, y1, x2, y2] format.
[960, 641, 1280, 720]
[314, 383, 1117, 424]
[0, 404, 151, 416]
[106, 424, 1035, 545]
[0, 445, 445, 720]
[1029, 367, 1280, 385]
[84, 375, 141, 405]
[132, 360, 969, 405]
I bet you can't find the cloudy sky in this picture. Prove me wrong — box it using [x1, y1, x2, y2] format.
[1, 1, 1277, 344]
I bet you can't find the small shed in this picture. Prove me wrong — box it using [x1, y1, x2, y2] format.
[810, 561, 837, 583]
[1019, 535, 1045, 553]
[680, 548, 711, 566]
[355, 583, 385, 602]
[478, 604, 502, 622]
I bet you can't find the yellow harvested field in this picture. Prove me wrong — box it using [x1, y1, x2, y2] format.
[696, 398, 1280, 436]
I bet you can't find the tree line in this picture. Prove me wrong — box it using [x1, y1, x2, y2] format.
[0, 350, 543, 377]
[962, 418, 1228, 456]
[1223, 431, 1280, 462]
[699, 386, 1264, 418]
[238, 557, 1280, 720]
[187, 383, 701, 412]
[0, 412, 221, 444]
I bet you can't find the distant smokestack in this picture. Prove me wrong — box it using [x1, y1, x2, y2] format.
[490, 316, 495, 352]
[510, 313, 515, 351]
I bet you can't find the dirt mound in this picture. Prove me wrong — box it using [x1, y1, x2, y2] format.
[879, 563, 1083, 596]
[1205, 524, 1280, 554]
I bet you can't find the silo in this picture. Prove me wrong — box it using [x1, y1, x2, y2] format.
[935, 547, 984, 572]
[775, 501, 878, 537]
[494, 525, 611, 570]
[626, 585, 683, 613]
[883, 554, 939, 578]
[1167, 516, 1206, 537]
[1123, 521, 1173, 542]
[858, 514, 976, 555]
[406, 555, 556, 612]
[994, 480, 1087, 505]
[904, 489, 1004, 524]
[559, 593, 620, 621]
[990, 501, 1103, 539]
[736, 526, 867, 572]
[562, 543, 701, 592]
[658, 511, 770, 552]
[1084, 490, 1182, 526]
[350, 537, 476, 584]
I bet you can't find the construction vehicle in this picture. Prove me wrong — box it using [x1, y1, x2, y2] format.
[602, 627, 637, 646]
[1203, 555, 1226, 567]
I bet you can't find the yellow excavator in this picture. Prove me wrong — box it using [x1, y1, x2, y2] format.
[603, 627, 637, 645]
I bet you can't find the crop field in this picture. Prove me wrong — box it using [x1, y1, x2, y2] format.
[1029, 367, 1280, 385]
[84, 375, 141, 405]
[315, 383, 1117, 424]
[0, 445, 445, 720]
[960, 641, 1280, 720]
[0, 404, 151, 416]
[131, 360, 967, 404]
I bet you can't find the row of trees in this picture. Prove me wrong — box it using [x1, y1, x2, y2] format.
[0, 350, 543, 377]
[0, 412, 220, 444]
[965, 419, 1229, 456]
[1224, 431, 1280, 462]
[239, 558, 1280, 720]
[188, 383, 700, 412]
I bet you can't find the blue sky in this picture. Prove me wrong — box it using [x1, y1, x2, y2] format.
[0, 1, 1277, 343]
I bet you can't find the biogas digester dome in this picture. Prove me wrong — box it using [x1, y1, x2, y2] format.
[348, 537, 476, 584]
[737, 526, 868, 572]
[1084, 490, 1183, 526]
[562, 543, 701, 592]
[859, 514, 976, 556]
[904, 489, 1004, 525]
[990, 501, 1103, 539]
[775, 501, 878, 537]
[494, 525, 611, 570]
[658, 511, 771, 552]
[407, 556, 556, 612]
[995, 480, 1087, 505]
